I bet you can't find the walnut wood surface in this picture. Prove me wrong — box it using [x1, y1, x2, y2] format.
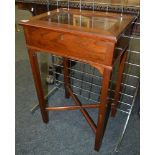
[95, 68, 112, 151]
[45, 104, 99, 111]
[20, 8, 134, 71]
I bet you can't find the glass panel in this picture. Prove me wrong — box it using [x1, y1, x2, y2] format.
[40, 12, 118, 30]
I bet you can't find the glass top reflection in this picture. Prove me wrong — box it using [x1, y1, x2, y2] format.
[40, 12, 118, 30]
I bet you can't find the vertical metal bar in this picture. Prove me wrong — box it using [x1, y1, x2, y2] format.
[121, 0, 124, 16]
[106, 0, 110, 12]
[79, 63, 85, 95]
[80, 0, 81, 12]
[88, 67, 95, 100]
[68, 0, 69, 10]
[70, 61, 74, 87]
[80, 14, 82, 27]
[68, 11, 70, 24]
[93, 0, 95, 12]
[57, 0, 59, 12]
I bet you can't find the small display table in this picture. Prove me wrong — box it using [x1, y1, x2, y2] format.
[20, 8, 134, 151]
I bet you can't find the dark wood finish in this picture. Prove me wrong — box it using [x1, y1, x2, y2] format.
[46, 104, 99, 111]
[95, 68, 112, 151]
[111, 50, 128, 117]
[20, 8, 134, 151]
[24, 26, 115, 67]
[28, 49, 49, 123]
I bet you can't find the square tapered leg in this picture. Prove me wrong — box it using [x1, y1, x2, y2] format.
[28, 49, 49, 123]
[95, 68, 112, 151]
